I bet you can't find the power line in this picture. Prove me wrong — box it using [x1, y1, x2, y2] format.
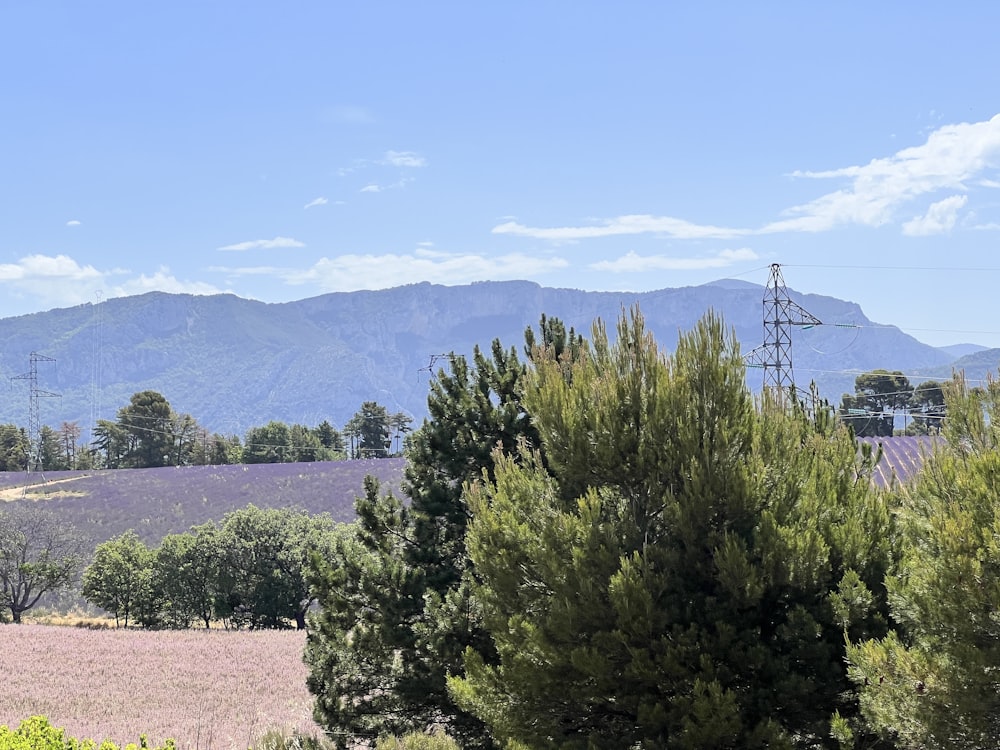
[786, 263, 1000, 273]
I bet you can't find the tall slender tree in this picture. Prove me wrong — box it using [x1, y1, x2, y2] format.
[306, 318, 583, 749]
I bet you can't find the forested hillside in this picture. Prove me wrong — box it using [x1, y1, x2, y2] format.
[0, 280, 951, 435]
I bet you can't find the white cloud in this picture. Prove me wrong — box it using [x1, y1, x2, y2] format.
[258, 251, 569, 291]
[382, 150, 427, 168]
[0, 254, 224, 315]
[217, 236, 305, 252]
[360, 184, 382, 193]
[767, 113, 1000, 233]
[0, 254, 104, 282]
[492, 214, 750, 241]
[590, 248, 759, 273]
[112, 267, 225, 297]
[304, 197, 328, 210]
[66, 220, 81, 227]
[902, 195, 969, 236]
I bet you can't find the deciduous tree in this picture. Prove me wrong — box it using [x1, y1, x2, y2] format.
[82, 530, 156, 628]
[216, 505, 338, 629]
[242, 421, 292, 464]
[0, 505, 86, 623]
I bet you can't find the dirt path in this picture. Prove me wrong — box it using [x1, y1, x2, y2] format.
[0, 474, 91, 502]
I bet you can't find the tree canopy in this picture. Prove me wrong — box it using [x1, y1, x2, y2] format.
[447, 309, 894, 748]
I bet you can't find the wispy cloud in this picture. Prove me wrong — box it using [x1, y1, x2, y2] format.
[360, 177, 414, 194]
[323, 105, 375, 124]
[216, 250, 568, 291]
[765, 113, 1000, 233]
[495, 114, 1000, 241]
[381, 150, 427, 168]
[902, 195, 968, 236]
[304, 197, 328, 210]
[590, 248, 759, 273]
[492, 215, 750, 241]
[218, 236, 305, 252]
[66, 219, 81, 227]
[112, 267, 225, 297]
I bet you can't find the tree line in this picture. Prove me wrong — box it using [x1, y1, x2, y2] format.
[0, 503, 339, 628]
[82, 506, 340, 630]
[0, 393, 413, 471]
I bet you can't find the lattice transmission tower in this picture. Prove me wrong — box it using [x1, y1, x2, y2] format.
[744, 263, 822, 396]
[11, 352, 60, 472]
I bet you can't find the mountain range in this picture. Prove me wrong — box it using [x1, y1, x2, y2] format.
[0, 279, 985, 436]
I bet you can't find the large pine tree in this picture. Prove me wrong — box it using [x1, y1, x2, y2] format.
[449, 309, 895, 748]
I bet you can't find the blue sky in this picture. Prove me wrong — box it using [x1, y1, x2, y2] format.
[3, 3, 1000, 347]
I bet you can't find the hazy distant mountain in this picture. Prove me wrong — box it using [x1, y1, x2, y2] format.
[0, 281, 953, 435]
[936, 343, 990, 359]
[917, 347, 1000, 383]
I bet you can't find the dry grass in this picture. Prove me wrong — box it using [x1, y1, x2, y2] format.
[0, 623, 322, 750]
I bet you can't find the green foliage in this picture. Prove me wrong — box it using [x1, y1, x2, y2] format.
[80, 508, 339, 630]
[0, 716, 176, 750]
[375, 730, 461, 750]
[242, 421, 343, 463]
[91, 391, 204, 469]
[450, 308, 894, 749]
[349, 401, 392, 458]
[0, 505, 86, 623]
[153, 527, 220, 628]
[216, 505, 339, 629]
[306, 321, 583, 749]
[82, 530, 156, 628]
[0, 424, 29, 471]
[848, 373, 1000, 747]
[251, 728, 335, 750]
[243, 421, 294, 463]
[839, 370, 913, 437]
[905, 379, 946, 436]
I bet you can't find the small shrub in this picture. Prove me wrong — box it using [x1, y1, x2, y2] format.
[0, 716, 176, 750]
[252, 729, 334, 750]
[375, 730, 460, 750]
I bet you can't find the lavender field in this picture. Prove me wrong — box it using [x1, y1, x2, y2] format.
[0, 624, 319, 749]
[0, 459, 405, 545]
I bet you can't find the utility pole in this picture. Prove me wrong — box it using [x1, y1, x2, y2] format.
[11, 352, 61, 472]
[744, 264, 822, 398]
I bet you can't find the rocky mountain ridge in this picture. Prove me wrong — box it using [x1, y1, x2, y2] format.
[0, 280, 959, 435]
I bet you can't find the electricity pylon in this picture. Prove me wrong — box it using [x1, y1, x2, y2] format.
[11, 352, 60, 472]
[744, 264, 821, 396]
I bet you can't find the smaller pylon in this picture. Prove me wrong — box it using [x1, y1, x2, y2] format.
[11, 352, 60, 472]
[744, 264, 821, 395]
